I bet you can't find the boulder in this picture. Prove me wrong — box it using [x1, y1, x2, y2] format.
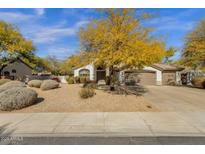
[0, 81, 26, 93]
[0, 87, 38, 111]
[28, 80, 42, 88]
[40, 80, 59, 91]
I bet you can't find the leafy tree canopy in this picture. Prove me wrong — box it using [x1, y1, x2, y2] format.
[79, 9, 166, 69]
[0, 21, 35, 66]
[164, 47, 177, 63]
[181, 19, 205, 70]
[0, 20, 36, 75]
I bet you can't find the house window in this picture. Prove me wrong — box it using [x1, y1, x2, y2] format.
[4, 71, 10, 76]
[79, 69, 90, 77]
[12, 69, 16, 73]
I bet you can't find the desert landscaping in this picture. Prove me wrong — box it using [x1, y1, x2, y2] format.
[0, 83, 158, 113]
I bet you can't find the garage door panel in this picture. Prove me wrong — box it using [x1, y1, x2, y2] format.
[126, 72, 156, 85]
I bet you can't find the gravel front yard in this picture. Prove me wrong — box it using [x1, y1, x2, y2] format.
[0, 84, 159, 112]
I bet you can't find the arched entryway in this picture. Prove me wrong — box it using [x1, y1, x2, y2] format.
[79, 69, 90, 78]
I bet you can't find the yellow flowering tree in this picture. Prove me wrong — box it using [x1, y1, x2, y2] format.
[182, 19, 205, 70]
[79, 9, 165, 83]
[0, 20, 35, 75]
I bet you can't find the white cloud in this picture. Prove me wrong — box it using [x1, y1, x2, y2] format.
[156, 20, 195, 31]
[0, 10, 89, 58]
[46, 46, 74, 59]
[33, 27, 75, 43]
[145, 11, 197, 32]
[28, 19, 89, 44]
[75, 20, 89, 27]
[34, 8, 45, 16]
[0, 12, 35, 23]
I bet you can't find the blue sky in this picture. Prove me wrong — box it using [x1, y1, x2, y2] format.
[0, 8, 205, 60]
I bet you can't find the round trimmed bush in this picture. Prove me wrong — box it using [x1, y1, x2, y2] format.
[191, 76, 205, 88]
[28, 80, 42, 88]
[0, 87, 38, 111]
[0, 79, 11, 86]
[79, 88, 95, 99]
[0, 81, 26, 93]
[40, 80, 59, 91]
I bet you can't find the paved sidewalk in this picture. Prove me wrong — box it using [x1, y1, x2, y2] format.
[1, 112, 205, 144]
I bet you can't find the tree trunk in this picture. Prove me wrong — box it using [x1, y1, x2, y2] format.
[109, 66, 115, 91]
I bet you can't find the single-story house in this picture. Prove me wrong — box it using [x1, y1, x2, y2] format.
[0, 58, 33, 81]
[74, 63, 184, 86]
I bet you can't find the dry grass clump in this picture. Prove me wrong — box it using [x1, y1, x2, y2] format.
[80, 76, 90, 83]
[0, 87, 38, 111]
[79, 88, 95, 99]
[40, 80, 59, 91]
[191, 76, 205, 88]
[83, 82, 97, 89]
[28, 80, 43, 88]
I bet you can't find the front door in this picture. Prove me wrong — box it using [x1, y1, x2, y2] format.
[181, 73, 187, 85]
[96, 70, 106, 81]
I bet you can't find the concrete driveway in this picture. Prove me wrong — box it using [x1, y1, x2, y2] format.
[144, 86, 205, 111]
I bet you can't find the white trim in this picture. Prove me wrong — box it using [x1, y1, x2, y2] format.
[144, 66, 162, 85]
[74, 64, 95, 80]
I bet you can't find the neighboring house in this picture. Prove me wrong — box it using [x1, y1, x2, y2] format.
[74, 63, 184, 86]
[0, 58, 33, 81]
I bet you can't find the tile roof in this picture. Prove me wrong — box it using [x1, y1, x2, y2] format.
[151, 63, 184, 71]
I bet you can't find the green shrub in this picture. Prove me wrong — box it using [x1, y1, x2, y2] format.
[66, 77, 74, 84]
[191, 76, 205, 88]
[79, 88, 95, 99]
[0, 79, 11, 86]
[74, 77, 80, 83]
[83, 81, 97, 89]
[80, 76, 90, 83]
[111, 75, 120, 85]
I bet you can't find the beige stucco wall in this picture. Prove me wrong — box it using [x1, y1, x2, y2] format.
[162, 71, 176, 85]
[2, 60, 32, 80]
